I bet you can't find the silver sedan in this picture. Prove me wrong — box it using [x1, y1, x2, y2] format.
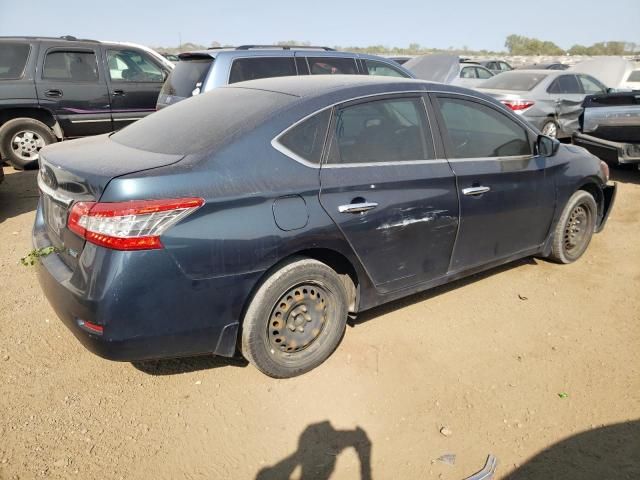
[477, 70, 607, 138]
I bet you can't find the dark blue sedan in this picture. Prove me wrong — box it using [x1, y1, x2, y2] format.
[33, 76, 616, 378]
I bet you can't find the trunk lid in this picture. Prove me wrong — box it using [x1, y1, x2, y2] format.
[38, 134, 183, 269]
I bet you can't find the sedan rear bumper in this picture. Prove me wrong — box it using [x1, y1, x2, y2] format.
[33, 203, 261, 362]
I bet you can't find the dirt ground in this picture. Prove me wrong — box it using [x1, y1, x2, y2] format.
[0, 165, 639, 480]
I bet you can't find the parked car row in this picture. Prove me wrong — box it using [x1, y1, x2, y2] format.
[0, 38, 411, 169]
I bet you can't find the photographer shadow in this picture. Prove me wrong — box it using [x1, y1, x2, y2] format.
[256, 421, 372, 480]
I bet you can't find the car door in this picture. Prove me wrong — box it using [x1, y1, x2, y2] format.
[431, 93, 555, 272]
[35, 44, 112, 137]
[103, 47, 167, 129]
[318, 94, 459, 293]
[546, 74, 585, 134]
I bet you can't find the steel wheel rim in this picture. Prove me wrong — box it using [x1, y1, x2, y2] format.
[563, 204, 589, 255]
[542, 122, 557, 138]
[11, 130, 45, 161]
[268, 283, 329, 354]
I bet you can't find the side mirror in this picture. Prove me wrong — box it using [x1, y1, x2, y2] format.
[537, 135, 560, 157]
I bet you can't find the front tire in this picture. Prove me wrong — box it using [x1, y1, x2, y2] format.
[0, 118, 57, 169]
[241, 257, 349, 378]
[548, 190, 597, 264]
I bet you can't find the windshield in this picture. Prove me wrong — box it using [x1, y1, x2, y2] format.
[160, 57, 212, 99]
[481, 72, 548, 91]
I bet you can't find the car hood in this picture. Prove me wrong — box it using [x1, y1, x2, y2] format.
[570, 57, 633, 89]
[403, 55, 459, 84]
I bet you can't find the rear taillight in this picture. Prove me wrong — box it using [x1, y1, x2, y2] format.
[501, 99, 535, 112]
[68, 198, 204, 251]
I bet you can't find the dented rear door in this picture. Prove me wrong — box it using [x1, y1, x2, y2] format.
[318, 94, 459, 294]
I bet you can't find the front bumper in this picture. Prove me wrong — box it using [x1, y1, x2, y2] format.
[573, 133, 640, 165]
[33, 202, 261, 362]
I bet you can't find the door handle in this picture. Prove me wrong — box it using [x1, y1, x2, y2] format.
[112, 89, 125, 96]
[462, 186, 491, 196]
[338, 201, 379, 214]
[45, 89, 63, 98]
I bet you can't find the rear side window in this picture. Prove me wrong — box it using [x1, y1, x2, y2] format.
[460, 67, 477, 78]
[307, 57, 358, 75]
[278, 109, 331, 164]
[0, 42, 30, 79]
[229, 57, 296, 84]
[364, 60, 408, 78]
[547, 75, 581, 94]
[161, 57, 212, 98]
[437, 97, 531, 158]
[43, 51, 98, 82]
[327, 97, 434, 164]
[107, 49, 164, 82]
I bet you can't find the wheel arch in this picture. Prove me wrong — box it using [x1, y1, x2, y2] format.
[577, 178, 604, 220]
[0, 107, 62, 139]
[234, 246, 364, 357]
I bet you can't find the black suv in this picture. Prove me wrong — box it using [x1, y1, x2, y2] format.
[0, 36, 173, 168]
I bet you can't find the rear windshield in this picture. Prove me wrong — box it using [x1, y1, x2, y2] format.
[0, 42, 30, 79]
[628, 70, 640, 82]
[112, 86, 296, 155]
[481, 72, 548, 91]
[160, 57, 212, 98]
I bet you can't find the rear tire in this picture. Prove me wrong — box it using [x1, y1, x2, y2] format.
[548, 190, 597, 264]
[0, 118, 57, 169]
[241, 257, 349, 378]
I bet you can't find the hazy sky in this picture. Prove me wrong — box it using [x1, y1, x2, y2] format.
[1, 0, 638, 51]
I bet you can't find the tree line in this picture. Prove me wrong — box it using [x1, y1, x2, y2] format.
[156, 36, 640, 56]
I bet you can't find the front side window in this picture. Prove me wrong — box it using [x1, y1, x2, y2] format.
[278, 109, 331, 164]
[437, 97, 531, 158]
[0, 42, 30, 79]
[364, 60, 408, 78]
[327, 97, 434, 164]
[107, 49, 164, 82]
[307, 57, 358, 75]
[229, 57, 296, 84]
[579, 75, 606, 94]
[43, 51, 98, 82]
[547, 75, 581, 94]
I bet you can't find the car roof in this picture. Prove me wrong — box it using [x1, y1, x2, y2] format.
[180, 48, 404, 62]
[222, 74, 482, 102]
